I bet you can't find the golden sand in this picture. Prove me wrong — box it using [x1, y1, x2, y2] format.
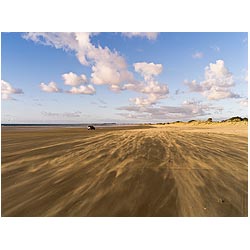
[1, 123, 248, 216]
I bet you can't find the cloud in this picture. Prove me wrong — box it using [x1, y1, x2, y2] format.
[240, 98, 248, 107]
[204, 88, 240, 100]
[122, 32, 159, 40]
[120, 62, 169, 107]
[184, 80, 203, 92]
[23, 33, 166, 104]
[1, 80, 23, 100]
[40, 82, 62, 93]
[90, 46, 133, 86]
[245, 70, 248, 83]
[192, 52, 203, 59]
[127, 81, 169, 106]
[62, 72, 87, 86]
[134, 62, 163, 81]
[41, 111, 82, 118]
[68, 85, 96, 95]
[117, 99, 218, 121]
[124, 80, 168, 95]
[40, 80, 95, 95]
[24, 32, 133, 90]
[129, 94, 159, 106]
[109, 84, 122, 92]
[23, 32, 79, 53]
[185, 60, 240, 100]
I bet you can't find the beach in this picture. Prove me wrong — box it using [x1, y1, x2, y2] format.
[1, 123, 248, 216]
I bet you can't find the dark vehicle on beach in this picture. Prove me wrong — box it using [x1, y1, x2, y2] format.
[87, 125, 95, 130]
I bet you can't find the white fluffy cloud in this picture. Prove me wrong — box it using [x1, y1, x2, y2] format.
[185, 60, 240, 100]
[40, 82, 62, 93]
[90, 47, 133, 86]
[123, 62, 168, 107]
[192, 52, 203, 59]
[130, 94, 160, 106]
[205, 87, 239, 100]
[23, 32, 79, 53]
[127, 81, 169, 106]
[40, 80, 95, 95]
[24, 32, 133, 90]
[1, 80, 23, 100]
[134, 62, 163, 81]
[62, 72, 87, 86]
[23, 33, 166, 105]
[68, 85, 95, 95]
[122, 32, 159, 40]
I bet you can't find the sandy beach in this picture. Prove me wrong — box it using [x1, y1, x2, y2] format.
[1, 123, 248, 216]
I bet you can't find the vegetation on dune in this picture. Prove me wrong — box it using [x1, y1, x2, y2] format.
[221, 116, 248, 122]
[158, 116, 247, 125]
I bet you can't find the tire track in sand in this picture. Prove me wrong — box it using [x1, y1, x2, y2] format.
[1, 126, 247, 216]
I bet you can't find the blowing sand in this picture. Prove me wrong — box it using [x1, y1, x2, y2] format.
[1, 123, 248, 216]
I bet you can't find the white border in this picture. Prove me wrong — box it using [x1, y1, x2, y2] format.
[0, 1, 249, 250]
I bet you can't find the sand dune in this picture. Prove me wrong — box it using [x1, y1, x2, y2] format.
[1, 124, 248, 216]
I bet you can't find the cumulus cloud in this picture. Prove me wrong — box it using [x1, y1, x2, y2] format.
[23, 33, 166, 104]
[24, 32, 133, 90]
[192, 52, 203, 59]
[68, 85, 95, 95]
[184, 80, 203, 92]
[134, 62, 162, 81]
[90, 46, 133, 86]
[1, 80, 23, 100]
[185, 60, 240, 100]
[122, 32, 159, 40]
[62, 72, 87, 86]
[128, 82, 169, 106]
[121, 62, 169, 107]
[130, 94, 158, 106]
[123, 80, 168, 95]
[39, 74, 95, 95]
[40, 82, 62, 93]
[205, 88, 240, 100]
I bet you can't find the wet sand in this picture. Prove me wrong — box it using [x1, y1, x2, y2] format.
[1, 123, 248, 216]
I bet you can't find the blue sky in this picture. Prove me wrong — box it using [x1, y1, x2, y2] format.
[1, 32, 248, 123]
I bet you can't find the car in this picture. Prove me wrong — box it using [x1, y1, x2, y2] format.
[87, 125, 95, 130]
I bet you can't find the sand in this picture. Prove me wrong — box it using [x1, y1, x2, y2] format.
[1, 123, 248, 216]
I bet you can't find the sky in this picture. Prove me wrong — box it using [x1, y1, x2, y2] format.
[1, 32, 248, 124]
